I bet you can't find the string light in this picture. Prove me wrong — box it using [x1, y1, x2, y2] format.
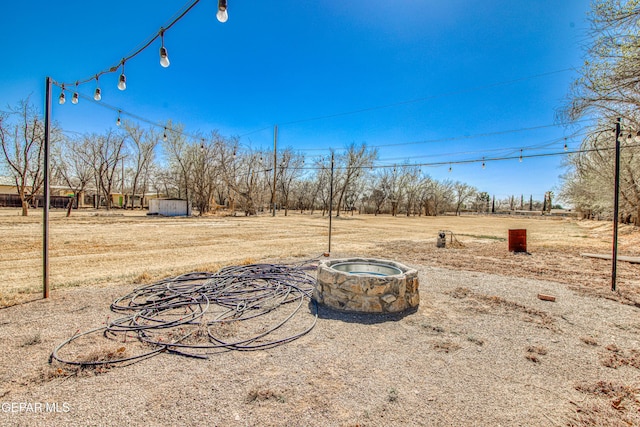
[217, 0, 228, 23]
[116, 110, 122, 126]
[159, 29, 170, 68]
[482, 157, 486, 169]
[94, 76, 102, 101]
[163, 128, 168, 142]
[118, 61, 127, 91]
[519, 149, 523, 162]
[448, 164, 452, 173]
[564, 138, 568, 151]
[58, 85, 66, 105]
[71, 82, 79, 105]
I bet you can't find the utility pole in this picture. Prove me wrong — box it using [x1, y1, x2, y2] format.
[272, 125, 277, 217]
[121, 156, 125, 208]
[43, 77, 52, 299]
[612, 117, 621, 292]
[328, 152, 334, 254]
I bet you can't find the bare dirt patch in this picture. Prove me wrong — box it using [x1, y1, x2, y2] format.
[0, 209, 639, 426]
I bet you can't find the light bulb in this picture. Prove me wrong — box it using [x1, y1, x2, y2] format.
[72, 92, 79, 104]
[116, 116, 121, 126]
[216, 9, 228, 22]
[448, 165, 452, 173]
[564, 143, 568, 151]
[519, 149, 523, 162]
[94, 87, 101, 101]
[58, 91, 66, 105]
[118, 73, 126, 91]
[159, 46, 170, 68]
[163, 130, 167, 142]
[217, 1, 228, 23]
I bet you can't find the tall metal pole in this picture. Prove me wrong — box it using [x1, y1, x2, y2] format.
[612, 117, 621, 292]
[272, 125, 277, 217]
[328, 152, 334, 254]
[43, 77, 52, 299]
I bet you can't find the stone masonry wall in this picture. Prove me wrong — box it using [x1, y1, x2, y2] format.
[314, 258, 419, 313]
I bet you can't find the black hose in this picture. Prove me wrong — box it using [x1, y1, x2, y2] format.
[51, 260, 319, 368]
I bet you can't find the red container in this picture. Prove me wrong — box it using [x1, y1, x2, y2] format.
[508, 229, 527, 253]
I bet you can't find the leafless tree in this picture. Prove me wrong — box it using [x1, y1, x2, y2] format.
[562, 0, 640, 224]
[453, 181, 477, 215]
[92, 131, 126, 210]
[52, 135, 94, 216]
[0, 99, 54, 216]
[123, 122, 158, 209]
[332, 144, 377, 217]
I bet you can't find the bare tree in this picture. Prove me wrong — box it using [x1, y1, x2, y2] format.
[277, 148, 305, 216]
[562, 0, 640, 224]
[52, 135, 94, 216]
[453, 181, 477, 215]
[0, 99, 52, 216]
[333, 144, 377, 217]
[93, 131, 126, 210]
[123, 122, 158, 209]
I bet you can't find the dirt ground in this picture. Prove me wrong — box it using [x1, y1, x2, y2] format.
[0, 209, 639, 426]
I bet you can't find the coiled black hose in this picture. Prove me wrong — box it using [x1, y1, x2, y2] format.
[51, 261, 319, 368]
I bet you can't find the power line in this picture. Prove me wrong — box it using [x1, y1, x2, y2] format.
[277, 68, 575, 127]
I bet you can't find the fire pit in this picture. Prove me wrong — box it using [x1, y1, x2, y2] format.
[315, 258, 419, 313]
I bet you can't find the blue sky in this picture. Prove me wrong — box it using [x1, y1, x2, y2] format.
[1, 0, 592, 201]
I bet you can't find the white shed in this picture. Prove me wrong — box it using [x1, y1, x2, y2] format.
[148, 199, 192, 217]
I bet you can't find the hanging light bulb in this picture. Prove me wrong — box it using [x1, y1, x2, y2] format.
[118, 61, 127, 91]
[519, 149, 523, 163]
[448, 164, 452, 173]
[159, 47, 170, 68]
[71, 82, 79, 104]
[159, 30, 170, 68]
[116, 111, 122, 126]
[564, 141, 568, 151]
[163, 128, 168, 142]
[482, 158, 486, 169]
[58, 86, 66, 105]
[217, 0, 228, 22]
[94, 76, 102, 101]
[118, 74, 126, 91]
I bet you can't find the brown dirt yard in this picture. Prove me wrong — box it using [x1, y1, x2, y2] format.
[0, 209, 639, 426]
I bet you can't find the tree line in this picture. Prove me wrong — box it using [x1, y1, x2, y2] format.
[0, 100, 553, 218]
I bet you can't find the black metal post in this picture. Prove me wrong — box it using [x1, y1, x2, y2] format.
[272, 125, 277, 216]
[43, 77, 52, 299]
[328, 152, 334, 254]
[612, 117, 621, 292]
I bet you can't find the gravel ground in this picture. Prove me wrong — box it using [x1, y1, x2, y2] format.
[1, 261, 639, 426]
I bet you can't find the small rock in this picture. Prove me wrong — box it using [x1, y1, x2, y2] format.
[381, 294, 397, 304]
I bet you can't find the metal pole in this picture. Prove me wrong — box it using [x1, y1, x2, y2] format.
[43, 77, 52, 299]
[328, 152, 334, 254]
[272, 125, 277, 217]
[612, 117, 621, 292]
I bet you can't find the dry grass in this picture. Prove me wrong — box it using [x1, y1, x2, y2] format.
[1, 209, 640, 426]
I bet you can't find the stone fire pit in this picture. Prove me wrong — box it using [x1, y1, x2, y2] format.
[314, 258, 419, 313]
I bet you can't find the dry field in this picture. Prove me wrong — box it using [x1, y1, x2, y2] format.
[0, 208, 639, 426]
